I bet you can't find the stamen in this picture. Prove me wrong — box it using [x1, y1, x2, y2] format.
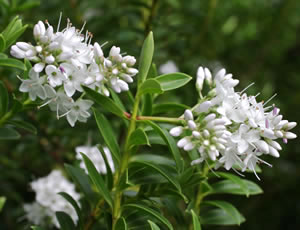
[16, 75, 23, 82]
[251, 161, 260, 180]
[79, 21, 87, 34]
[59, 109, 72, 118]
[263, 93, 277, 106]
[240, 82, 255, 94]
[101, 41, 109, 47]
[232, 167, 245, 177]
[37, 99, 54, 109]
[204, 159, 220, 178]
[255, 155, 272, 168]
[57, 12, 62, 32]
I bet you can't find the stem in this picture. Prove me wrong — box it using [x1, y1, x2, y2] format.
[0, 110, 13, 127]
[137, 115, 184, 125]
[112, 91, 141, 229]
[84, 200, 105, 230]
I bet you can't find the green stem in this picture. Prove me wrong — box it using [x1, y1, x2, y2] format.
[0, 110, 13, 127]
[136, 115, 184, 124]
[112, 92, 141, 229]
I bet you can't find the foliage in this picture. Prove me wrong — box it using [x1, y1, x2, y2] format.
[0, 1, 300, 230]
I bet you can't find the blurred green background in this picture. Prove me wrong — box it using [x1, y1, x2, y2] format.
[0, 0, 299, 229]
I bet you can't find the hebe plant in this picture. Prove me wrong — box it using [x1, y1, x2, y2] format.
[0, 15, 297, 230]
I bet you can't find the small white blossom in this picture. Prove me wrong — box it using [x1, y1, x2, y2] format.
[75, 145, 115, 174]
[24, 170, 80, 228]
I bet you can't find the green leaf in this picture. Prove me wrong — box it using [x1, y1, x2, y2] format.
[155, 73, 192, 91]
[202, 200, 244, 225]
[0, 81, 8, 117]
[115, 217, 128, 230]
[200, 208, 245, 226]
[190, 209, 202, 230]
[0, 58, 26, 70]
[55, 211, 76, 230]
[24, 59, 32, 79]
[0, 53, 7, 59]
[2, 16, 20, 38]
[81, 153, 113, 209]
[84, 86, 124, 118]
[128, 128, 150, 148]
[142, 93, 153, 116]
[215, 172, 249, 196]
[138, 31, 154, 85]
[145, 121, 184, 173]
[153, 103, 189, 115]
[93, 109, 120, 165]
[147, 63, 158, 79]
[138, 79, 163, 96]
[98, 145, 114, 190]
[5, 25, 28, 48]
[0, 34, 6, 52]
[7, 120, 37, 134]
[64, 164, 95, 202]
[110, 89, 126, 111]
[31, 227, 45, 230]
[130, 160, 181, 193]
[0, 197, 6, 212]
[148, 220, 161, 230]
[123, 203, 173, 230]
[0, 127, 20, 140]
[58, 192, 83, 229]
[210, 179, 263, 196]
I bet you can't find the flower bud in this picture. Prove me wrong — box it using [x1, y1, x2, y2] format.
[170, 126, 183, 137]
[184, 109, 193, 121]
[196, 66, 205, 91]
[177, 137, 189, 148]
[194, 101, 212, 113]
[284, 132, 297, 139]
[188, 120, 197, 130]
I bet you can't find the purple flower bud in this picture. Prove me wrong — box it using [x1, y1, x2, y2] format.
[283, 138, 288, 144]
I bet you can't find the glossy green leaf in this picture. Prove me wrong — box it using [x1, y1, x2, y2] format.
[5, 25, 28, 48]
[110, 89, 126, 111]
[215, 172, 249, 196]
[56, 211, 76, 230]
[31, 227, 45, 230]
[64, 164, 95, 202]
[2, 16, 19, 38]
[24, 59, 32, 79]
[138, 31, 154, 85]
[58, 192, 83, 229]
[129, 128, 150, 148]
[81, 153, 113, 209]
[148, 220, 161, 230]
[0, 58, 26, 70]
[153, 103, 189, 115]
[138, 79, 163, 96]
[123, 203, 174, 230]
[0, 127, 20, 140]
[0, 197, 6, 212]
[147, 63, 158, 79]
[98, 145, 114, 190]
[115, 217, 128, 230]
[191, 209, 202, 230]
[93, 109, 120, 165]
[210, 179, 263, 196]
[200, 208, 245, 226]
[202, 200, 244, 225]
[0, 81, 8, 117]
[84, 86, 124, 118]
[155, 73, 192, 91]
[0, 34, 6, 52]
[142, 93, 153, 116]
[145, 121, 184, 173]
[130, 160, 181, 193]
[8, 120, 37, 134]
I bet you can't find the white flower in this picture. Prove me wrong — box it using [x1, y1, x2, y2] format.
[75, 145, 115, 174]
[66, 99, 93, 127]
[45, 65, 64, 87]
[19, 69, 47, 100]
[24, 170, 80, 228]
[159, 60, 179, 74]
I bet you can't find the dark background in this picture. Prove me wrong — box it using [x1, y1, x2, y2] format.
[0, 0, 299, 229]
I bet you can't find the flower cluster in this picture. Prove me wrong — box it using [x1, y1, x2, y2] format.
[23, 170, 80, 227]
[75, 145, 115, 174]
[11, 17, 138, 126]
[170, 67, 297, 178]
